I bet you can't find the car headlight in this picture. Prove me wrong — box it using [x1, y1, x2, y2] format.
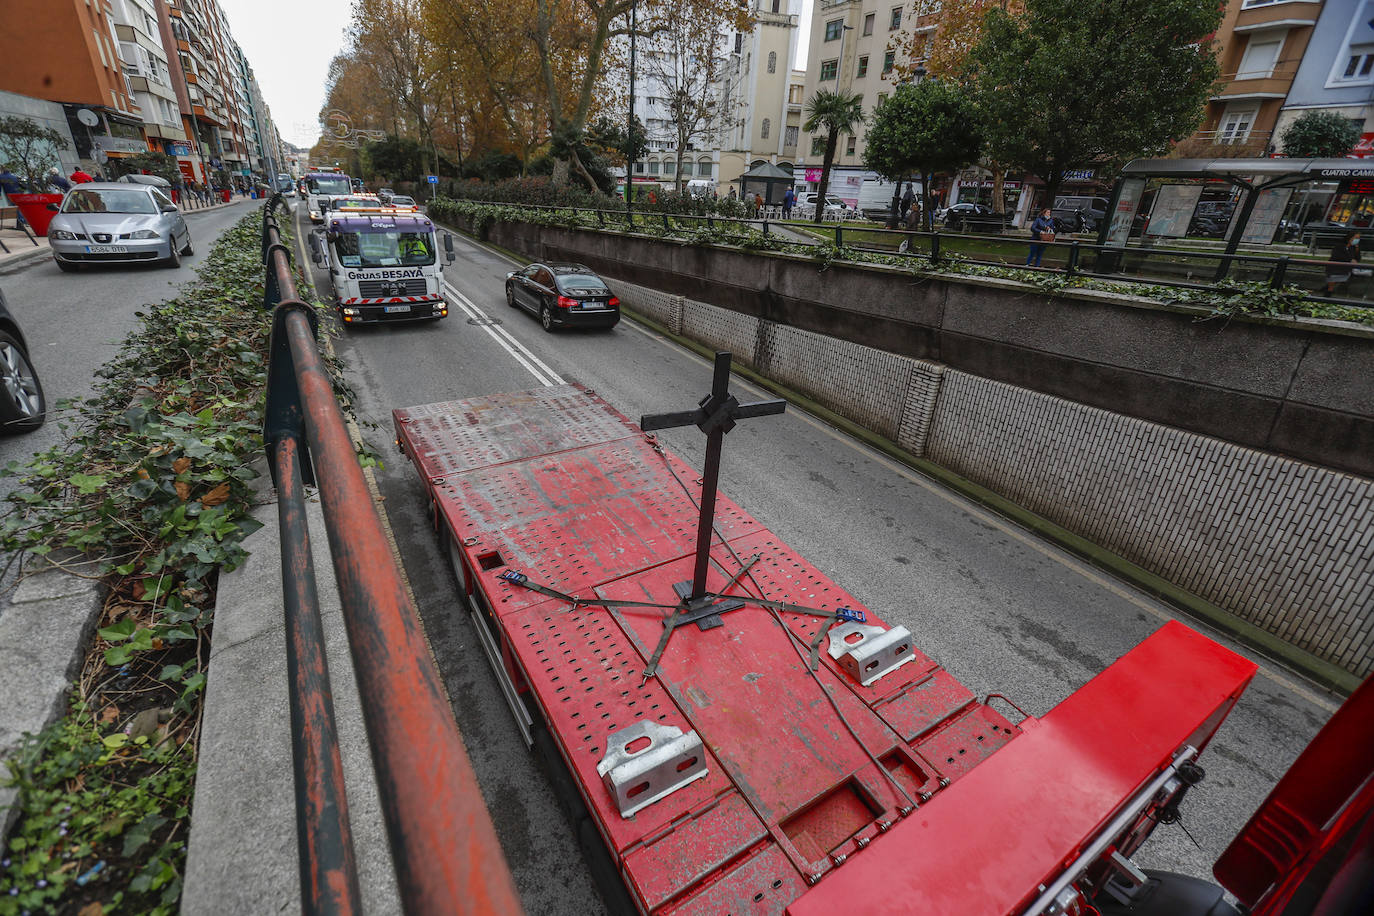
[50, 229, 77, 240]
[129, 229, 160, 240]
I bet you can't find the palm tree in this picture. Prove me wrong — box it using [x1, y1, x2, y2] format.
[802, 89, 865, 224]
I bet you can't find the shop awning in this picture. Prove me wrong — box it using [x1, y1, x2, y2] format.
[1120, 157, 1374, 187]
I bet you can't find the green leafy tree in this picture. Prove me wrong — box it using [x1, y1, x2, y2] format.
[803, 89, 865, 224]
[865, 80, 983, 230]
[1280, 111, 1362, 158]
[366, 134, 424, 180]
[967, 0, 1223, 206]
[0, 116, 69, 190]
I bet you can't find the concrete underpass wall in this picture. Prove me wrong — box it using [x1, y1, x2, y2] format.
[452, 215, 1374, 678]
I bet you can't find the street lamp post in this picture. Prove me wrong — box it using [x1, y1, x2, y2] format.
[626, 0, 638, 213]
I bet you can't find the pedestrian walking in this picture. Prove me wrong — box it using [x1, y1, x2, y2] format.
[783, 186, 794, 220]
[728, 186, 737, 200]
[900, 184, 915, 221]
[46, 167, 72, 192]
[70, 167, 94, 184]
[1323, 230, 1362, 296]
[1026, 206, 1056, 267]
[897, 203, 920, 253]
[753, 192, 763, 216]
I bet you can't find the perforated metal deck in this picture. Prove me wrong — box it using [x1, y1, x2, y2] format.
[394, 386, 1022, 915]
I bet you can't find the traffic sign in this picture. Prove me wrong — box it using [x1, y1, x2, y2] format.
[426, 174, 438, 184]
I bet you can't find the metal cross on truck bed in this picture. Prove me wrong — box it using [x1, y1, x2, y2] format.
[640, 351, 785, 607]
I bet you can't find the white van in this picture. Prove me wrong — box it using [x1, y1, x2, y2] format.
[685, 178, 715, 197]
[856, 177, 908, 221]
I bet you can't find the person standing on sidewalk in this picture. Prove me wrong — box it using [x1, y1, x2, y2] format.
[783, 186, 794, 220]
[1324, 230, 1362, 296]
[46, 167, 72, 193]
[1026, 206, 1056, 267]
[70, 167, 94, 184]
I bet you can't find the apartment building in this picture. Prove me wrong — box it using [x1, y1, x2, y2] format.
[0, 0, 149, 169]
[1189, 0, 1328, 155]
[796, 0, 940, 199]
[629, 0, 804, 193]
[1272, 0, 1373, 155]
[112, 0, 187, 156]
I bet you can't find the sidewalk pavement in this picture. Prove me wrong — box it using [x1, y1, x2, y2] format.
[182, 467, 401, 915]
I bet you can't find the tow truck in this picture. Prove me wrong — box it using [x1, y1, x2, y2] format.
[391, 352, 1371, 915]
[303, 169, 355, 222]
[308, 202, 454, 325]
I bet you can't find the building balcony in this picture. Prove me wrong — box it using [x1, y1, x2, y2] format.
[114, 23, 164, 56]
[1234, 2, 1319, 32]
[192, 103, 226, 127]
[1211, 67, 1299, 101]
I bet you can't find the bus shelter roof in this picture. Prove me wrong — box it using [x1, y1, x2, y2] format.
[1120, 157, 1374, 189]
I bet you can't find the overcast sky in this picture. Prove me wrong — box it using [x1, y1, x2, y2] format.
[223, 0, 816, 150]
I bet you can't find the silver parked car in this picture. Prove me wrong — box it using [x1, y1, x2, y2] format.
[47, 183, 193, 272]
[0, 287, 46, 433]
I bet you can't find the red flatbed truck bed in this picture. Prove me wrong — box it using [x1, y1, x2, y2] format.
[393, 384, 1257, 915]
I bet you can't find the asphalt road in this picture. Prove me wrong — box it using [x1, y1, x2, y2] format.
[298, 205, 1339, 914]
[0, 199, 254, 614]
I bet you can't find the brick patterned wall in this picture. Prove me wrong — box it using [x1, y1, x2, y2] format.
[612, 284, 1374, 678]
[925, 372, 1374, 677]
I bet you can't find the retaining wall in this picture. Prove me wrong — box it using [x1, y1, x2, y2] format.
[452, 214, 1374, 679]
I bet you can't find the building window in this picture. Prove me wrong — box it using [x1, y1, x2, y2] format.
[846, 136, 857, 155]
[863, 13, 875, 36]
[1219, 107, 1257, 143]
[768, 51, 777, 73]
[784, 126, 798, 148]
[811, 136, 826, 156]
[789, 84, 804, 103]
[883, 51, 895, 74]
[634, 162, 645, 173]
[735, 33, 743, 54]
[664, 161, 675, 174]
[1236, 37, 1283, 79]
[649, 161, 660, 174]
[857, 55, 869, 78]
[825, 19, 844, 41]
[1337, 52, 1374, 82]
[698, 160, 713, 176]
[820, 59, 838, 81]
[681, 161, 693, 176]
[772, 0, 781, 11]
[762, 118, 771, 139]
[890, 7, 902, 30]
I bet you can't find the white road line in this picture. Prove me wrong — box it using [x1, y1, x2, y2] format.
[443, 280, 566, 385]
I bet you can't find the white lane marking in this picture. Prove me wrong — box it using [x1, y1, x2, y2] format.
[441, 282, 558, 387]
[443, 280, 566, 385]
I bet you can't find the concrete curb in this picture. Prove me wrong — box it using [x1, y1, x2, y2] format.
[0, 553, 105, 842]
[181, 467, 401, 915]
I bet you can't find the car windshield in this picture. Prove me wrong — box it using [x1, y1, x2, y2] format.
[309, 176, 351, 195]
[62, 188, 155, 214]
[557, 276, 610, 296]
[333, 230, 434, 267]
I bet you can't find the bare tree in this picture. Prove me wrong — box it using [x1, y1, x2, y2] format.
[638, 0, 740, 192]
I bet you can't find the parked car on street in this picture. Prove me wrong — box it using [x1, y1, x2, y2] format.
[942, 202, 1011, 233]
[795, 192, 850, 218]
[0, 288, 46, 434]
[47, 183, 192, 271]
[505, 262, 620, 332]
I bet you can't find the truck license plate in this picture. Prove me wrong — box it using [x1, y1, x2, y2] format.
[384, 305, 411, 313]
[85, 245, 129, 254]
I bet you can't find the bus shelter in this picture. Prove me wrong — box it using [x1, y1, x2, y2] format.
[735, 161, 794, 206]
[1098, 158, 1374, 279]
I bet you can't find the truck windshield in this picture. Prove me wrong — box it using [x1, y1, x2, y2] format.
[334, 230, 435, 267]
[310, 176, 351, 195]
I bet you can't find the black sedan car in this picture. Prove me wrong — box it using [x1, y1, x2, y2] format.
[0, 288, 46, 433]
[505, 262, 620, 331]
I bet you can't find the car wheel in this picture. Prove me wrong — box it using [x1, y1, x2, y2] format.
[540, 302, 555, 332]
[0, 331, 46, 433]
[165, 241, 181, 269]
[55, 259, 78, 273]
[506, 283, 517, 308]
[181, 232, 194, 256]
